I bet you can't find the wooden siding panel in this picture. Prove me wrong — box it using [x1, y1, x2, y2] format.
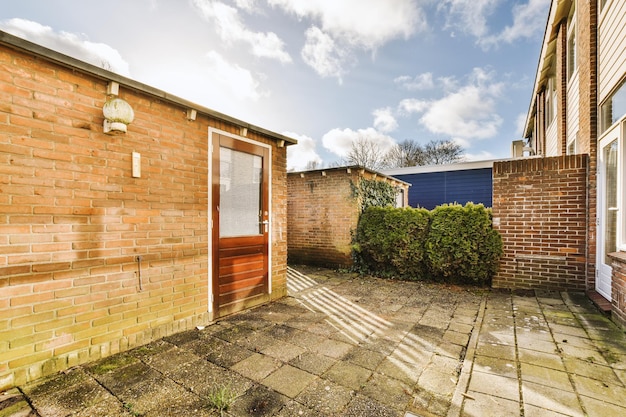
[598, 0, 626, 102]
[546, 118, 559, 156]
[567, 72, 580, 146]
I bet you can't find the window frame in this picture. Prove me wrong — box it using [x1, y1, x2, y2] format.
[567, 2, 577, 82]
[600, 77, 626, 135]
[618, 118, 626, 251]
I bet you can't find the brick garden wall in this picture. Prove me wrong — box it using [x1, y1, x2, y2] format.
[288, 169, 360, 268]
[609, 253, 626, 328]
[492, 155, 589, 291]
[287, 168, 408, 268]
[0, 42, 288, 390]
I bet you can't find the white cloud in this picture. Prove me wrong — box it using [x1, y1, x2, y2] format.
[192, 0, 292, 63]
[372, 107, 398, 133]
[439, 0, 498, 39]
[233, 0, 258, 12]
[285, 132, 322, 170]
[270, 0, 426, 80]
[0, 18, 130, 76]
[480, 0, 550, 48]
[440, 0, 550, 49]
[463, 150, 496, 161]
[516, 112, 527, 136]
[322, 127, 396, 158]
[420, 88, 502, 140]
[398, 98, 429, 115]
[394, 73, 434, 91]
[398, 68, 504, 141]
[269, 0, 426, 49]
[301, 26, 350, 81]
[204, 51, 265, 100]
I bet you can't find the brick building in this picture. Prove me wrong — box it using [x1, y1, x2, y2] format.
[501, 0, 626, 326]
[0, 31, 296, 390]
[287, 166, 409, 268]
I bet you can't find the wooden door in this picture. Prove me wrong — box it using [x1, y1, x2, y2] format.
[212, 133, 270, 317]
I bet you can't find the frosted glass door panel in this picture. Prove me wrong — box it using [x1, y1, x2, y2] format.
[219, 147, 262, 237]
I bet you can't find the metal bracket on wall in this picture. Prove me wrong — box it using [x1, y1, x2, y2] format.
[136, 255, 143, 291]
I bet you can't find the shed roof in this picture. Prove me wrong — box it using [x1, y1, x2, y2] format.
[381, 159, 503, 176]
[289, 165, 411, 186]
[0, 30, 297, 146]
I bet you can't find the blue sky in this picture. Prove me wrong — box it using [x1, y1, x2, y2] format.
[0, 0, 550, 170]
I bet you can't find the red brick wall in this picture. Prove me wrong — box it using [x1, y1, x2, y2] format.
[609, 253, 626, 329]
[287, 169, 408, 268]
[288, 169, 359, 268]
[492, 155, 589, 291]
[577, 0, 598, 289]
[0, 43, 287, 389]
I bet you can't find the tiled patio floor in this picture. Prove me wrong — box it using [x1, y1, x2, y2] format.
[3, 266, 626, 416]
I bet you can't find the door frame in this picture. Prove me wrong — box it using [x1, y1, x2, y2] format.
[596, 123, 621, 300]
[208, 127, 273, 317]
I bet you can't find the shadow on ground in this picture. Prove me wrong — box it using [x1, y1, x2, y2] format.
[3, 265, 626, 417]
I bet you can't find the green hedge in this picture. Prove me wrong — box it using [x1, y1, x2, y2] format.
[353, 203, 502, 285]
[353, 207, 431, 278]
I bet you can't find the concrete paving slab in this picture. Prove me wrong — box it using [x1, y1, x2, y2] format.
[262, 365, 317, 398]
[323, 361, 372, 391]
[467, 371, 520, 402]
[168, 358, 253, 398]
[523, 403, 574, 417]
[517, 348, 566, 371]
[344, 345, 386, 370]
[578, 394, 626, 416]
[229, 384, 289, 416]
[230, 353, 281, 381]
[460, 391, 520, 417]
[519, 362, 573, 391]
[473, 356, 517, 379]
[343, 394, 403, 417]
[521, 381, 584, 416]
[261, 341, 306, 362]
[570, 373, 626, 405]
[310, 338, 354, 359]
[361, 372, 412, 411]
[288, 351, 336, 376]
[475, 342, 516, 360]
[142, 346, 201, 375]
[294, 378, 354, 415]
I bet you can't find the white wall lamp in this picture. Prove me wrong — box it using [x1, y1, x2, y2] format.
[103, 82, 134, 134]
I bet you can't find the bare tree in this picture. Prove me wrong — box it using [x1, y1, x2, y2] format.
[305, 160, 320, 170]
[422, 139, 465, 165]
[344, 138, 388, 171]
[384, 139, 464, 168]
[383, 139, 426, 167]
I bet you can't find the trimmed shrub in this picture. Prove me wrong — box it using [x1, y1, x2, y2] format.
[352, 203, 502, 285]
[353, 206, 430, 279]
[425, 203, 502, 285]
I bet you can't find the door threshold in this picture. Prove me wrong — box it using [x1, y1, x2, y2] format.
[586, 290, 612, 314]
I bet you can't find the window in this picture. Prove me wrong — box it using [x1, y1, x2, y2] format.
[567, 131, 578, 155]
[567, 3, 577, 81]
[600, 78, 626, 134]
[395, 188, 405, 208]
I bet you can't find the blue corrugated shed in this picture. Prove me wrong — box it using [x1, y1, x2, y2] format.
[383, 160, 497, 210]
